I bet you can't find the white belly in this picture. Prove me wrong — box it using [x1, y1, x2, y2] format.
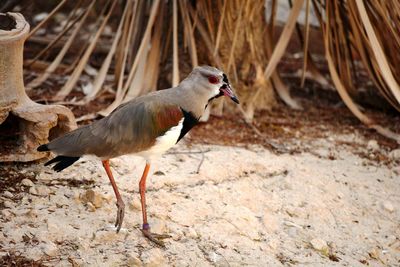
[136, 118, 184, 159]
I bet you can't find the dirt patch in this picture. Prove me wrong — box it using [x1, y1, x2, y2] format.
[0, 163, 37, 195]
[189, 97, 399, 164]
[0, 143, 399, 266]
[0, 251, 45, 267]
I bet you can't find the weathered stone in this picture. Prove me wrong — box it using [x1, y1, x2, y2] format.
[3, 200, 14, 209]
[86, 202, 96, 212]
[185, 227, 198, 239]
[382, 201, 394, 213]
[80, 189, 104, 208]
[127, 255, 142, 267]
[1, 209, 13, 218]
[140, 248, 166, 267]
[41, 241, 58, 257]
[310, 238, 328, 251]
[47, 221, 59, 233]
[389, 149, 400, 160]
[36, 185, 50, 196]
[29, 186, 38, 195]
[21, 178, 34, 187]
[367, 140, 379, 151]
[3, 191, 13, 198]
[129, 199, 142, 211]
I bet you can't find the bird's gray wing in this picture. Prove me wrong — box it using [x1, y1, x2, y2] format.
[47, 97, 184, 158]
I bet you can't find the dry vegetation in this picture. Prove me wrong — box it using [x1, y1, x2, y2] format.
[2, 0, 396, 142]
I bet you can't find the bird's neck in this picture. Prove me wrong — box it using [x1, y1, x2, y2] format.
[175, 82, 210, 120]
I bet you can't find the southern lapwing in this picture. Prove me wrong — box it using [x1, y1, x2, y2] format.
[37, 66, 239, 246]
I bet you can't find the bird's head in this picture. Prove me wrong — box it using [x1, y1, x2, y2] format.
[185, 66, 239, 104]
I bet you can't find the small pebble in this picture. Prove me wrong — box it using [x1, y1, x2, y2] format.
[129, 200, 141, 211]
[127, 255, 142, 266]
[1, 209, 13, 218]
[3, 200, 14, 209]
[80, 189, 104, 208]
[26, 209, 38, 218]
[367, 140, 379, 151]
[35, 185, 50, 196]
[21, 178, 34, 187]
[29, 186, 38, 195]
[41, 242, 58, 257]
[382, 201, 394, 213]
[140, 248, 166, 267]
[47, 221, 59, 233]
[368, 248, 381, 260]
[87, 202, 96, 212]
[185, 228, 198, 239]
[389, 149, 400, 160]
[3, 191, 13, 198]
[310, 238, 328, 251]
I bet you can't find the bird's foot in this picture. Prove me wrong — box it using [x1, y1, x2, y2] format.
[141, 223, 171, 247]
[114, 199, 125, 233]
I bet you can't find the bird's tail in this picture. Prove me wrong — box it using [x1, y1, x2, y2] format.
[37, 144, 80, 172]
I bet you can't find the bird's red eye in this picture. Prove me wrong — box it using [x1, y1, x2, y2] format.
[208, 75, 219, 84]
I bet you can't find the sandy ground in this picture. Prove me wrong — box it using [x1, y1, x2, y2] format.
[0, 134, 399, 266]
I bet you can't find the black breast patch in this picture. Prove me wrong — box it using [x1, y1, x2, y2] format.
[177, 108, 199, 143]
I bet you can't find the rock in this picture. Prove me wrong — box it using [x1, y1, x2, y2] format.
[1, 209, 13, 218]
[3, 200, 14, 209]
[367, 140, 379, 151]
[47, 221, 59, 233]
[21, 178, 34, 187]
[3, 191, 13, 198]
[36, 185, 50, 196]
[268, 238, 280, 250]
[80, 189, 104, 208]
[127, 255, 142, 266]
[310, 238, 328, 251]
[382, 201, 394, 213]
[185, 228, 198, 239]
[86, 202, 96, 212]
[41, 241, 58, 257]
[389, 149, 400, 160]
[150, 219, 166, 234]
[29, 186, 38, 195]
[25, 209, 38, 218]
[208, 252, 228, 266]
[140, 248, 166, 267]
[368, 248, 381, 260]
[129, 199, 141, 211]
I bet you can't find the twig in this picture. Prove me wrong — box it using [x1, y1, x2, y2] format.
[196, 152, 205, 174]
[166, 149, 211, 155]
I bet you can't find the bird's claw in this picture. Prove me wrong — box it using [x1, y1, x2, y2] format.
[141, 228, 171, 247]
[115, 200, 125, 232]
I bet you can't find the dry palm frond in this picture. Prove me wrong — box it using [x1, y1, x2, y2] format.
[24, 0, 400, 142]
[319, 0, 400, 141]
[56, 0, 117, 99]
[172, 0, 179, 86]
[27, 0, 68, 39]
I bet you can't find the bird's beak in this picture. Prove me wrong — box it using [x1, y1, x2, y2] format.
[220, 84, 239, 104]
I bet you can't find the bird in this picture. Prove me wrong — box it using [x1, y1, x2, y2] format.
[37, 66, 239, 246]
